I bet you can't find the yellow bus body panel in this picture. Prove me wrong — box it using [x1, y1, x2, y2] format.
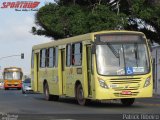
[31, 30, 153, 100]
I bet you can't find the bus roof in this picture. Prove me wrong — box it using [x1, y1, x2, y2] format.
[32, 30, 145, 50]
[4, 67, 22, 72]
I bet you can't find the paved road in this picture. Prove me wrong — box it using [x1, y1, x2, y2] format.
[0, 89, 160, 120]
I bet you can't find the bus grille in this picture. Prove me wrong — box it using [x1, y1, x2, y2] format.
[8, 84, 18, 86]
[109, 77, 141, 97]
[113, 86, 140, 91]
[109, 77, 141, 84]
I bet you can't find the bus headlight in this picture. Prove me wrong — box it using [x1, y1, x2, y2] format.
[144, 76, 151, 88]
[98, 79, 108, 89]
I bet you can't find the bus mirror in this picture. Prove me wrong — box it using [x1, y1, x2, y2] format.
[147, 39, 152, 52]
[151, 58, 153, 64]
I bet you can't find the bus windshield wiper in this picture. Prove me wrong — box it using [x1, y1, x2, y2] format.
[107, 43, 119, 58]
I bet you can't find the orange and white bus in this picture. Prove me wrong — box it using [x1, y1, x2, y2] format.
[31, 30, 153, 106]
[3, 67, 23, 90]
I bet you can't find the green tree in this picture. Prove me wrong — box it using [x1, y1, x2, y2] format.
[118, 0, 160, 44]
[32, 0, 160, 44]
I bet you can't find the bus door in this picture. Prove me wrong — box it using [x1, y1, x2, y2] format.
[86, 45, 92, 95]
[61, 49, 66, 95]
[34, 53, 39, 91]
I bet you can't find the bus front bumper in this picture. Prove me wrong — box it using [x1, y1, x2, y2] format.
[94, 85, 153, 100]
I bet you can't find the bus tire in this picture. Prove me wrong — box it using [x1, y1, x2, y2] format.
[44, 83, 54, 101]
[76, 84, 89, 106]
[121, 98, 135, 106]
[52, 95, 59, 101]
[17, 88, 21, 90]
[4, 88, 8, 90]
[22, 90, 25, 94]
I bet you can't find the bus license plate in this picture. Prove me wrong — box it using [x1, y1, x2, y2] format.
[121, 91, 132, 95]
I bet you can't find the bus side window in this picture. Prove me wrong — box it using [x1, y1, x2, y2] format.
[48, 48, 54, 67]
[72, 44, 75, 65]
[72, 57, 75, 65]
[55, 47, 58, 67]
[66, 44, 71, 66]
[45, 49, 49, 67]
[40, 49, 46, 68]
[31, 51, 34, 68]
[72, 43, 82, 66]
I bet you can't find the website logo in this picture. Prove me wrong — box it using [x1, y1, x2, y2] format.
[1, 1, 40, 11]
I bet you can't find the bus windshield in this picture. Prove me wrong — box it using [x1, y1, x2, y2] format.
[96, 43, 150, 75]
[4, 72, 21, 80]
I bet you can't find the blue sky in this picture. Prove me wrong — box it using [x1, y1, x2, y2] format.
[0, 0, 54, 77]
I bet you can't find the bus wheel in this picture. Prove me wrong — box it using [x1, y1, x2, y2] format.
[121, 98, 135, 106]
[76, 84, 89, 105]
[44, 83, 53, 101]
[52, 95, 59, 101]
[22, 90, 25, 94]
[17, 88, 21, 90]
[4, 88, 8, 90]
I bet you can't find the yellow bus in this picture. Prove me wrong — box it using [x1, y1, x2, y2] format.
[31, 31, 153, 106]
[3, 67, 23, 90]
